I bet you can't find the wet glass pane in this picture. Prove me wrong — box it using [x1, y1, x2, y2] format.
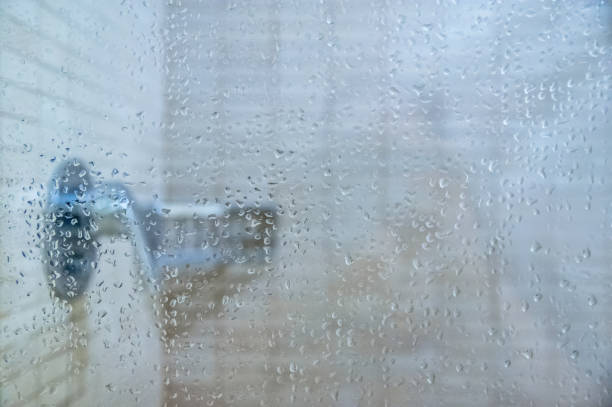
[1, 1, 611, 406]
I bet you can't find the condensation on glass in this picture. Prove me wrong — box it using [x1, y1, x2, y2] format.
[0, 1, 611, 406]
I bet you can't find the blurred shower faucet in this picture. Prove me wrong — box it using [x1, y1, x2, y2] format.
[42, 159, 277, 301]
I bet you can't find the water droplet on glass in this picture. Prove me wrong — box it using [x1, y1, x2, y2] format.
[580, 248, 591, 259]
[344, 255, 353, 266]
[521, 350, 534, 360]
